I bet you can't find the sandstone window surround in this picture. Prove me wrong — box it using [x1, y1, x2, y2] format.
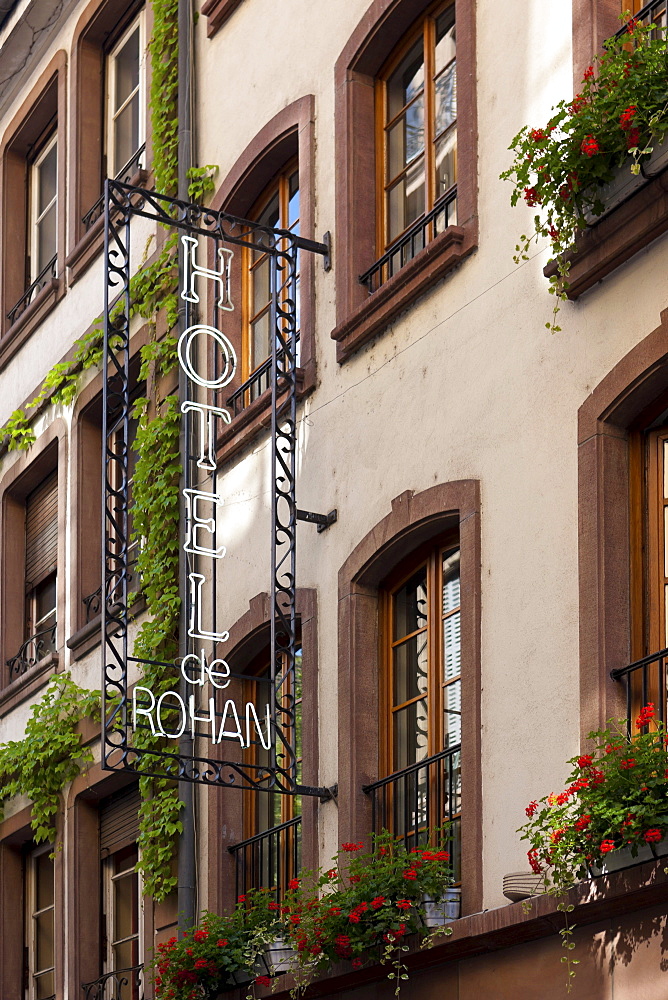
[201, 0, 244, 37]
[0, 425, 66, 716]
[205, 590, 318, 915]
[577, 308, 668, 740]
[206, 96, 316, 466]
[337, 481, 481, 915]
[0, 52, 66, 359]
[331, 0, 478, 363]
[66, 0, 150, 285]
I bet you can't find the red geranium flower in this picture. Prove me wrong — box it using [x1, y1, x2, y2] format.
[600, 839, 616, 853]
[525, 800, 538, 817]
[352, 958, 363, 969]
[620, 758, 636, 769]
[530, 128, 546, 142]
[217, 939, 227, 947]
[396, 899, 411, 910]
[580, 135, 599, 157]
[582, 65, 594, 82]
[574, 814, 591, 831]
[577, 755, 593, 768]
[237, 894, 246, 903]
[288, 878, 300, 889]
[193, 930, 209, 942]
[619, 105, 637, 130]
[341, 842, 364, 852]
[635, 703, 655, 729]
[349, 874, 361, 884]
[371, 896, 386, 909]
[402, 868, 417, 881]
[523, 187, 541, 207]
[255, 976, 271, 987]
[527, 848, 543, 874]
[644, 828, 662, 843]
[626, 128, 640, 150]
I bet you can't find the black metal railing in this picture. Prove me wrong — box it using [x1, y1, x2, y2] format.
[614, 0, 667, 37]
[83, 553, 139, 624]
[363, 747, 461, 878]
[359, 189, 458, 293]
[226, 335, 301, 418]
[229, 816, 301, 900]
[7, 254, 57, 326]
[610, 646, 668, 735]
[81, 965, 144, 1000]
[7, 621, 57, 680]
[82, 145, 147, 231]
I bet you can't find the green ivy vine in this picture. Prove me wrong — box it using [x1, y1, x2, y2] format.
[0, 0, 221, 902]
[0, 673, 100, 846]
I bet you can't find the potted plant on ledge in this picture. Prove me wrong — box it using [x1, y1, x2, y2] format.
[500, 14, 668, 332]
[519, 703, 668, 895]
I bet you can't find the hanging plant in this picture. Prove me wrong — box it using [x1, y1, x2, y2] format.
[500, 14, 668, 332]
[519, 703, 668, 990]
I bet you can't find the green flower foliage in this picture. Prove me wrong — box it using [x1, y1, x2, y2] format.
[500, 15, 668, 331]
[149, 0, 179, 197]
[0, 673, 99, 846]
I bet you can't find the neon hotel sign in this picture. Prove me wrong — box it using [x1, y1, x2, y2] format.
[131, 237, 272, 751]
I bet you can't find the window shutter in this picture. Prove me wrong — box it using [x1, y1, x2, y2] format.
[100, 786, 140, 857]
[25, 470, 58, 590]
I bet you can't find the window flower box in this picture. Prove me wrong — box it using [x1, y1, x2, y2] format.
[583, 135, 668, 224]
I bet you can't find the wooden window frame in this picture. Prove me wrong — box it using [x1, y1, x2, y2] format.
[207, 97, 316, 466]
[380, 534, 460, 774]
[24, 842, 56, 1000]
[374, 1, 457, 257]
[105, 10, 147, 181]
[240, 160, 300, 399]
[29, 131, 58, 285]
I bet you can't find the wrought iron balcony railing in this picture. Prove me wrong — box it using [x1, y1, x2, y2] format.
[226, 335, 301, 418]
[359, 188, 458, 293]
[82, 144, 147, 231]
[229, 815, 301, 900]
[610, 646, 668, 735]
[6, 254, 57, 327]
[363, 746, 461, 877]
[613, 0, 667, 37]
[7, 621, 57, 680]
[81, 965, 144, 1000]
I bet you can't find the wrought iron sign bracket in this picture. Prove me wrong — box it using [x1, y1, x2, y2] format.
[296, 508, 338, 533]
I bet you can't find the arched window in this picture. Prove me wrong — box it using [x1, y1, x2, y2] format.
[377, 2, 456, 261]
[378, 537, 462, 878]
[242, 163, 300, 402]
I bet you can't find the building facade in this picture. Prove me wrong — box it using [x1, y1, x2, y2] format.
[0, 0, 667, 998]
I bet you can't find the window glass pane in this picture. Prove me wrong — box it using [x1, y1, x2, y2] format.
[114, 95, 140, 174]
[38, 143, 57, 215]
[251, 311, 271, 370]
[393, 566, 428, 640]
[35, 970, 55, 1000]
[252, 256, 271, 317]
[434, 62, 457, 137]
[434, 8, 456, 76]
[114, 869, 138, 943]
[113, 938, 138, 975]
[115, 28, 140, 110]
[387, 158, 425, 243]
[288, 172, 300, 229]
[393, 634, 428, 704]
[435, 128, 457, 199]
[35, 575, 57, 627]
[37, 204, 57, 274]
[387, 38, 424, 120]
[443, 678, 461, 746]
[387, 99, 425, 180]
[442, 550, 460, 614]
[35, 852, 54, 910]
[35, 907, 54, 971]
[257, 191, 280, 231]
[393, 699, 428, 770]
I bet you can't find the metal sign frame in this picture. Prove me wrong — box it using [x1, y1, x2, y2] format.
[101, 178, 330, 796]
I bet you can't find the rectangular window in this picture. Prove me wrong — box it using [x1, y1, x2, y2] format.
[25, 844, 55, 1000]
[7, 470, 58, 679]
[29, 134, 58, 285]
[100, 787, 141, 990]
[377, 3, 457, 272]
[106, 14, 145, 180]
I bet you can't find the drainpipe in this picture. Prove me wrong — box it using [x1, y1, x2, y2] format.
[177, 0, 196, 934]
